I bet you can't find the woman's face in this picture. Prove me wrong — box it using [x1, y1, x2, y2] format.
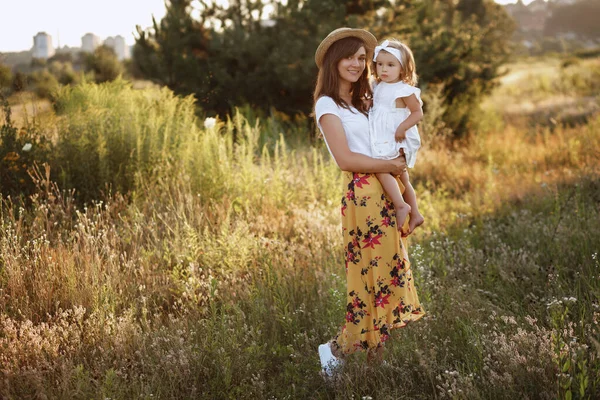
[337, 46, 366, 85]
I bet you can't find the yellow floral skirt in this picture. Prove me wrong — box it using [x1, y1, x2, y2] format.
[332, 172, 426, 355]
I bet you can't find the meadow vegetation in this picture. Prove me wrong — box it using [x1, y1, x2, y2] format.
[0, 56, 599, 399]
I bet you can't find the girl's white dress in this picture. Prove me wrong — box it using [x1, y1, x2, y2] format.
[369, 81, 422, 168]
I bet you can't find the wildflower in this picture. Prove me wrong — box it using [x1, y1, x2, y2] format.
[22, 143, 32, 152]
[203, 117, 216, 129]
[546, 298, 563, 308]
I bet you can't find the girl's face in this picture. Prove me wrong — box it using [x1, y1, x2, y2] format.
[337, 46, 367, 85]
[375, 51, 402, 83]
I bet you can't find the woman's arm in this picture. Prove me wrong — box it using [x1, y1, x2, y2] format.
[320, 114, 407, 175]
[394, 94, 423, 142]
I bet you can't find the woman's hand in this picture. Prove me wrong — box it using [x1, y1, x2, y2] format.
[389, 154, 407, 175]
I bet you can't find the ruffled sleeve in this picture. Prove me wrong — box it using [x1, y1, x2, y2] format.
[394, 83, 423, 106]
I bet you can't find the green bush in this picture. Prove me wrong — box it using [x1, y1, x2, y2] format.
[574, 47, 600, 59]
[84, 45, 123, 83]
[0, 97, 53, 201]
[48, 60, 80, 85]
[0, 63, 12, 89]
[50, 79, 340, 206]
[30, 69, 60, 99]
[11, 71, 27, 92]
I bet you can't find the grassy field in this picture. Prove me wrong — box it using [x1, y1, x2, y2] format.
[1, 57, 599, 399]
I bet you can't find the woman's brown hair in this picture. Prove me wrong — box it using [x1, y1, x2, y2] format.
[313, 37, 373, 116]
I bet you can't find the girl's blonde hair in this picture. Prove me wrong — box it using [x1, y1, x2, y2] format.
[375, 39, 418, 86]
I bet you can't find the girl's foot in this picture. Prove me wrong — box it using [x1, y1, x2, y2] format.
[395, 203, 411, 235]
[406, 211, 425, 235]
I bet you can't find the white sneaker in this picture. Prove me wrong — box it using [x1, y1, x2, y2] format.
[318, 342, 342, 377]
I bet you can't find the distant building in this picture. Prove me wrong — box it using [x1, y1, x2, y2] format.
[81, 33, 101, 53]
[103, 36, 116, 49]
[504, 0, 549, 32]
[104, 35, 130, 60]
[32, 32, 55, 59]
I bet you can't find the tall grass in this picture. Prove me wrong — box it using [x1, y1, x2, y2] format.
[48, 79, 340, 209]
[1, 68, 599, 398]
[489, 57, 600, 129]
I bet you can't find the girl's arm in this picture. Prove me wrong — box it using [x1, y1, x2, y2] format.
[320, 114, 407, 175]
[395, 94, 423, 142]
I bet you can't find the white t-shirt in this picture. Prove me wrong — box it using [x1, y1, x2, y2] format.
[315, 96, 371, 163]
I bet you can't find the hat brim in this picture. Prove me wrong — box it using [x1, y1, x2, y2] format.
[315, 28, 377, 68]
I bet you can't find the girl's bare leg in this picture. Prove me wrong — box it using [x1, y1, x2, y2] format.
[399, 170, 424, 235]
[376, 172, 411, 235]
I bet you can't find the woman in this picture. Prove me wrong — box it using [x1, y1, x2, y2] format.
[314, 28, 426, 376]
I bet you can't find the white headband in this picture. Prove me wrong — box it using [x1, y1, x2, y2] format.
[373, 40, 403, 66]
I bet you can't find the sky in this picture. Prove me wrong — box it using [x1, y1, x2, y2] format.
[0, 0, 168, 52]
[0, 0, 537, 53]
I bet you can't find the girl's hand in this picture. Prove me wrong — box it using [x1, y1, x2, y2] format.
[395, 127, 407, 142]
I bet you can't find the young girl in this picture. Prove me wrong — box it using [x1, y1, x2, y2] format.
[370, 39, 424, 236]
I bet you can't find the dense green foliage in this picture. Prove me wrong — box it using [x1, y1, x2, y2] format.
[133, 0, 514, 136]
[84, 45, 124, 83]
[0, 97, 52, 200]
[1, 79, 337, 205]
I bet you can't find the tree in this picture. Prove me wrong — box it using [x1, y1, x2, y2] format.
[85, 45, 124, 83]
[133, 0, 514, 135]
[30, 70, 59, 99]
[49, 61, 79, 85]
[134, 0, 382, 115]
[133, 0, 213, 105]
[376, 0, 514, 134]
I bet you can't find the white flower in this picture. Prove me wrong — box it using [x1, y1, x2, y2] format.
[203, 117, 216, 129]
[22, 143, 32, 152]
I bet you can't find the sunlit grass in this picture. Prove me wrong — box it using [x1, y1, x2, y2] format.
[1, 60, 599, 399]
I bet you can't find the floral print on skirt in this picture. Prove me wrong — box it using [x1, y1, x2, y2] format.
[332, 172, 426, 355]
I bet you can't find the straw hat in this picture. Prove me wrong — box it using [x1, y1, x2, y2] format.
[315, 27, 377, 69]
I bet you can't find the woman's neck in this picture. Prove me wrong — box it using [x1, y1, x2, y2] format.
[339, 82, 352, 104]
